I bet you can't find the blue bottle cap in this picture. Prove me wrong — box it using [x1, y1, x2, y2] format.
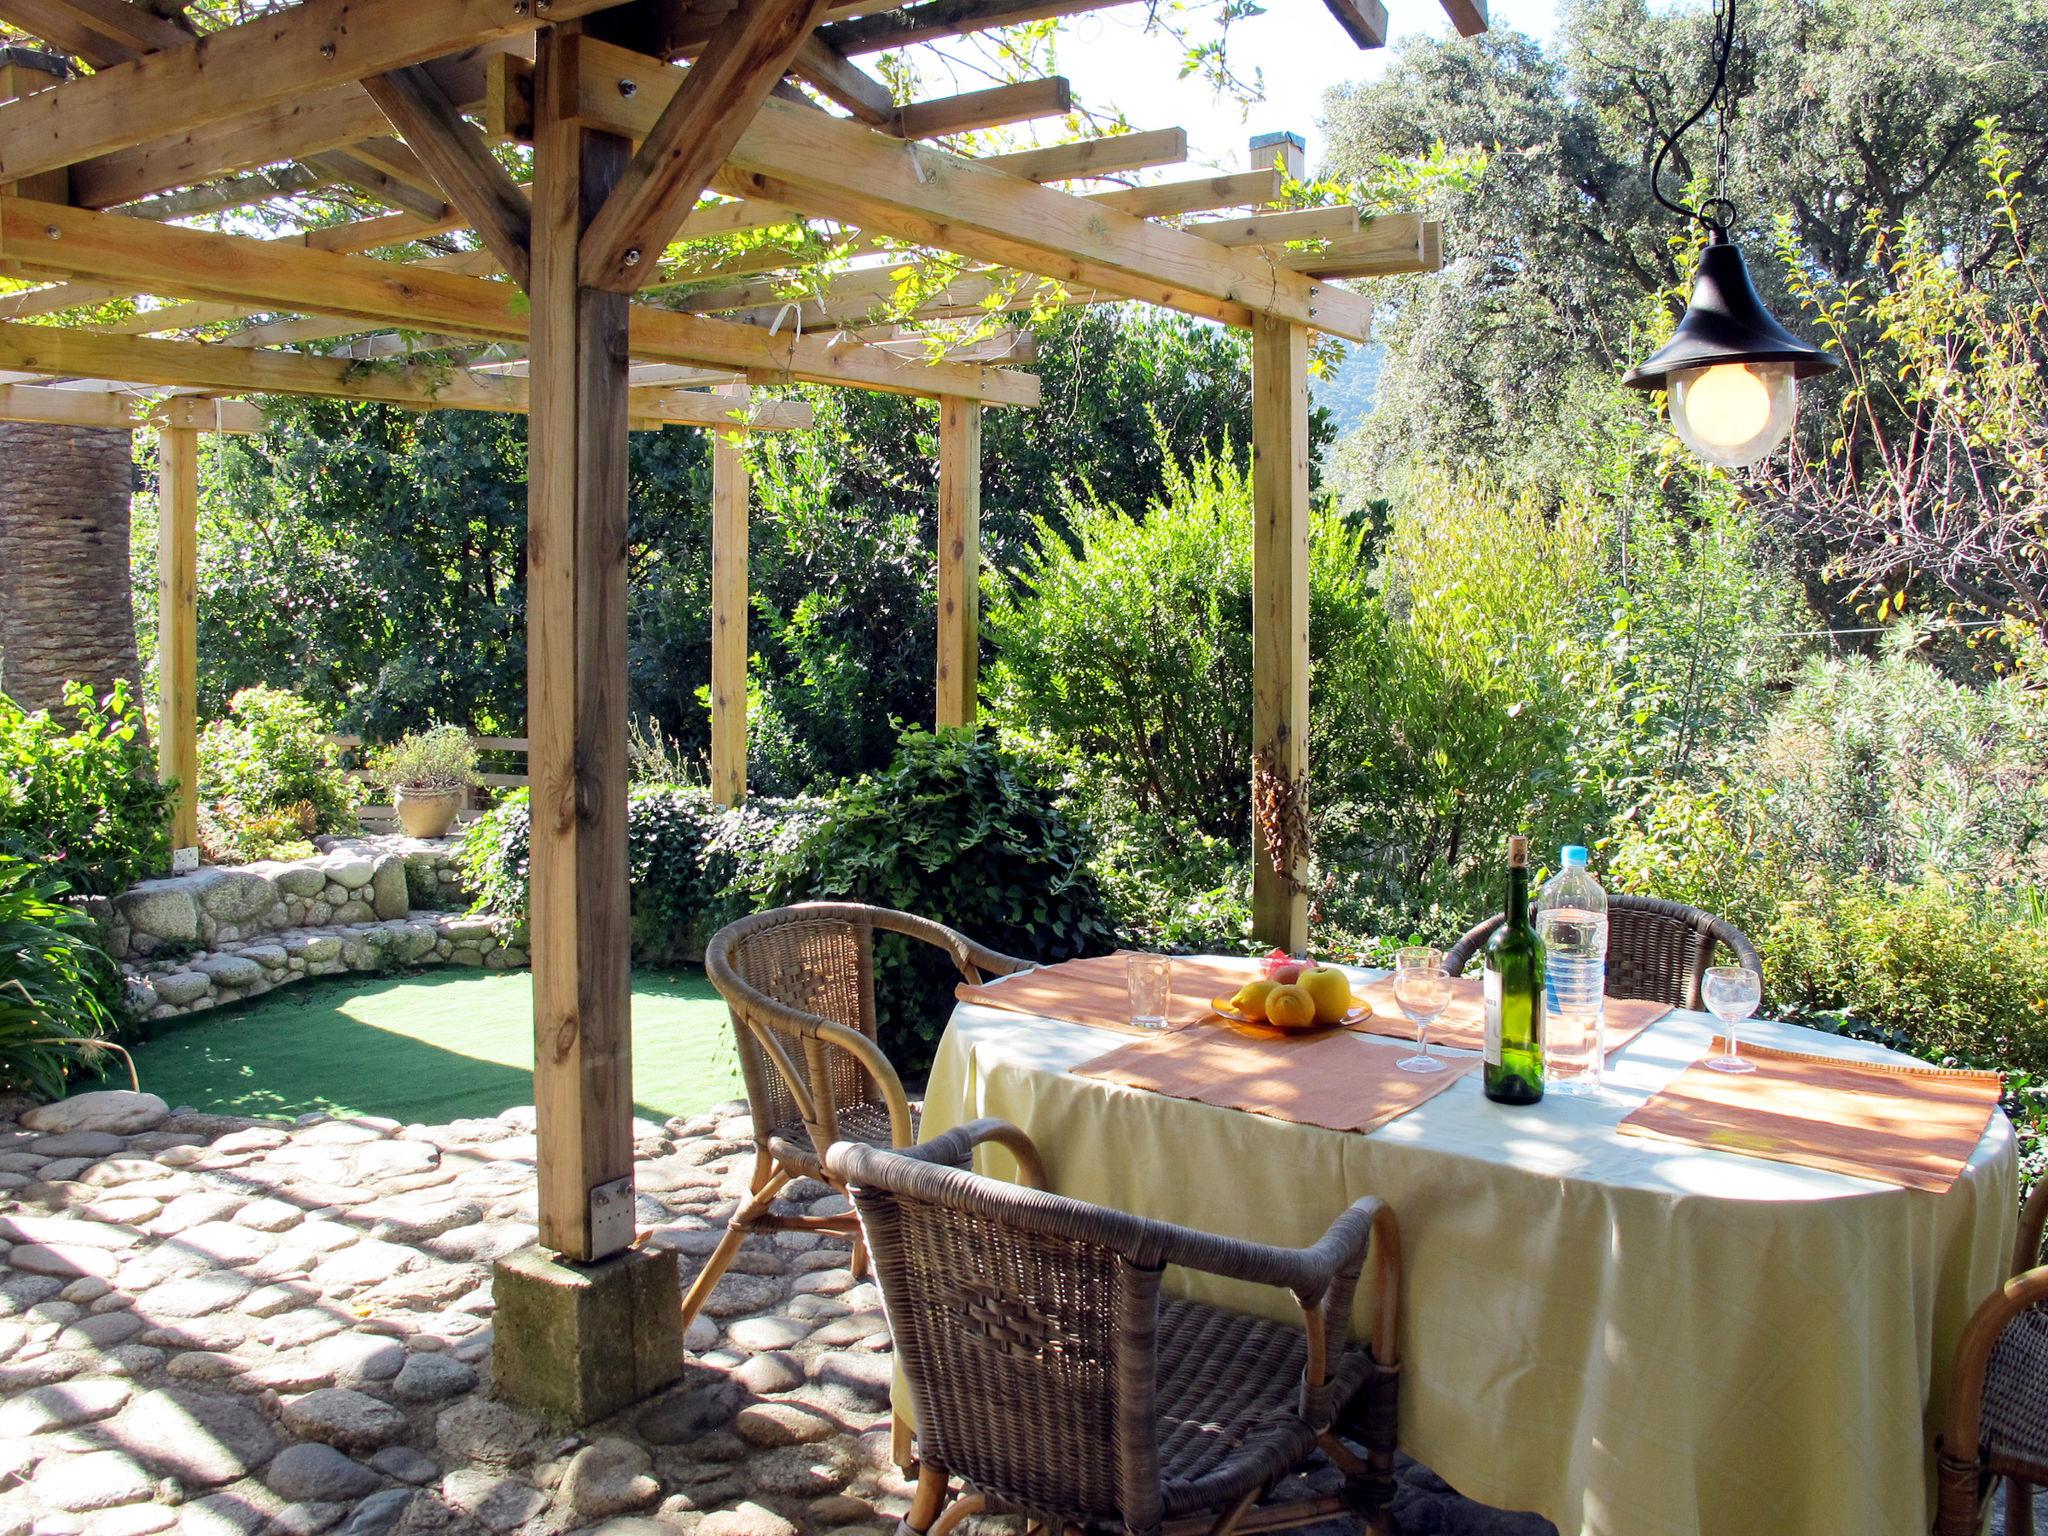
[1561, 845, 1589, 867]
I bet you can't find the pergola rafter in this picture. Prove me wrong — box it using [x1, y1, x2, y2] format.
[0, 0, 1476, 1414]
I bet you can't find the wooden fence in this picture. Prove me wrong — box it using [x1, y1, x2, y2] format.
[327, 733, 530, 832]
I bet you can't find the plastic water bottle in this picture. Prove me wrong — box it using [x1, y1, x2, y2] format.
[1536, 845, 1608, 1094]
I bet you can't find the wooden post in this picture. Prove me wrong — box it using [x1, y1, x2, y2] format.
[526, 25, 635, 1265]
[1250, 317, 1310, 953]
[157, 425, 199, 850]
[709, 427, 747, 805]
[935, 396, 981, 728]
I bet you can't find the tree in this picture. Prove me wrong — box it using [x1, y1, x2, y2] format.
[0, 423, 145, 728]
[1752, 135, 2048, 642]
[1321, 0, 2048, 487]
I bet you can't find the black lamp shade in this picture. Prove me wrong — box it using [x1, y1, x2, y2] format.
[1622, 237, 1838, 391]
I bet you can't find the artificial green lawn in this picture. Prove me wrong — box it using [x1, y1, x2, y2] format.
[127, 967, 744, 1126]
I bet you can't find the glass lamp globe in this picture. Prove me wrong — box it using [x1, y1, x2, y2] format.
[1667, 360, 1796, 469]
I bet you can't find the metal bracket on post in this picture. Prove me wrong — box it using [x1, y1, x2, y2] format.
[588, 1175, 635, 1258]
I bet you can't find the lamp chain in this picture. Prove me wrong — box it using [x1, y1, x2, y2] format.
[1650, 0, 1740, 238]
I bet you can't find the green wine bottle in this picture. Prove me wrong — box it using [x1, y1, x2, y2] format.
[1483, 834, 1546, 1105]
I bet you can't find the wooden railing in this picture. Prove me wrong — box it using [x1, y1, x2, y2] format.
[327, 733, 529, 831]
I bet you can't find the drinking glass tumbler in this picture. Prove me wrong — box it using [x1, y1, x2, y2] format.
[1127, 954, 1173, 1031]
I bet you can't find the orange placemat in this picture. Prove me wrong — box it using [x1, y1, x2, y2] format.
[956, 952, 1266, 1035]
[1354, 973, 1667, 1059]
[1616, 1037, 2003, 1192]
[1073, 1023, 1477, 1134]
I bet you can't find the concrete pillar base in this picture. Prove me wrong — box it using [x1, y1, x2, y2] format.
[491, 1244, 682, 1425]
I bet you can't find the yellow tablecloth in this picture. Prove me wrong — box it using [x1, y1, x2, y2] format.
[918, 964, 2018, 1536]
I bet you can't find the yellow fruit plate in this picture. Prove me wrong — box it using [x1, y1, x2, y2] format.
[1207, 996, 1375, 1032]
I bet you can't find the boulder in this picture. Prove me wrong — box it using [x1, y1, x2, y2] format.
[151, 971, 213, 1007]
[279, 1388, 408, 1452]
[275, 866, 329, 898]
[325, 857, 377, 891]
[114, 882, 199, 943]
[31, 1449, 154, 1512]
[369, 856, 409, 920]
[20, 1091, 168, 1136]
[197, 869, 279, 924]
[118, 1387, 278, 1485]
[265, 1443, 383, 1503]
[192, 954, 265, 989]
[561, 1439, 661, 1519]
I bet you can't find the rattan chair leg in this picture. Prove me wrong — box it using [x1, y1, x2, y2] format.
[1204, 1486, 1261, 1536]
[849, 1227, 870, 1282]
[890, 1411, 917, 1477]
[2007, 1476, 2033, 1533]
[680, 1168, 793, 1331]
[1933, 1451, 1986, 1536]
[926, 1492, 985, 1536]
[900, 1464, 948, 1535]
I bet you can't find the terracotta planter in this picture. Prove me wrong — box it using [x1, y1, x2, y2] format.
[394, 786, 460, 839]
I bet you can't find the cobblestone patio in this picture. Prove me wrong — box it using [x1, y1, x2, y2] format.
[0, 1090, 1552, 1536]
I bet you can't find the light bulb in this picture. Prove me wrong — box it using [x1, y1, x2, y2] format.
[1668, 361, 1797, 468]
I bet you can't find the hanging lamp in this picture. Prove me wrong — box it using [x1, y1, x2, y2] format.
[1621, 0, 1836, 468]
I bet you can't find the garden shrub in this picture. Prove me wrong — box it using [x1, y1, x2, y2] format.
[763, 727, 1115, 1071]
[0, 855, 125, 1098]
[985, 444, 1380, 843]
[197, 686, 361, 862]
[461, 731, 1111, 1075]
[0, 682, 171, 896]
[458, 785, 821, 963]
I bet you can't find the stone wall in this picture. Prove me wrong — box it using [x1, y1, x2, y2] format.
[102, 836, 469, 963]
[97, 837, 527, 1022]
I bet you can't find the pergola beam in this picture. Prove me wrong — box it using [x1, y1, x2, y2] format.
[0, 200, 1038, 401]
[0, 321, 818, 427]
[0, 380, 262, 429]
[364, 63, 534, 288]
[555, 40, 1372, 340]
[0, 0, 631, 188]
[790, 35, 893, 126]
[69, 46, 512, 209]
[578, 0, 832, 293]
[0, 0, 192, 67]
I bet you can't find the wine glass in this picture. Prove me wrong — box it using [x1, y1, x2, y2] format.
[1702, 964, 1762, 1074]
[1392, 958, 1451, 1075]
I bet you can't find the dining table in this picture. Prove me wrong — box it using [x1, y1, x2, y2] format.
[913, 958, 2020, 1536]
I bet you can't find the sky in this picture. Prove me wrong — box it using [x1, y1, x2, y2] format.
[1039, 0, 1563, 174]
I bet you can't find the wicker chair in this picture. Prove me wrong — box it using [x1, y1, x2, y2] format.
[825, 1120, 1404, 1536]
[1442, 893, 1762, 1012]
[1933, 1180, 2048, 1536]
[686, 903, 1031, 1331]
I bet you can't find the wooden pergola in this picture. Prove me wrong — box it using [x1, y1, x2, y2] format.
[0, 0, 1478, 1416]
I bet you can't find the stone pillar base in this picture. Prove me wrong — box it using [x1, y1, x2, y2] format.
[492, 1244, 682, 1425]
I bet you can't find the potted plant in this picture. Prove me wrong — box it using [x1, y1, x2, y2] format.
[369, 725, 479, 839]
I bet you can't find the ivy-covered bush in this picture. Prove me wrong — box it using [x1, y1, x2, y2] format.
[0, 855, 125, 1098]
[457, 784, 821, 964]
[763, 727, 1115, 1069]
[461, 730, 1112, 1073]
[0, 682, 172, 897]
[197, 686, 361, 862]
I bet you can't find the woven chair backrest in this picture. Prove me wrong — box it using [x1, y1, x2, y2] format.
[712, 909, 883, 1146]
[1983, 1306, 2048, 1478]
[1605, 900, 1720, 1010]
[840, 1150, 1167, 1530]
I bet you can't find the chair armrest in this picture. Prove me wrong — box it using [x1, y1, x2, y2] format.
[810, 1021, 916, 1150]
[863, 906, 1035, 985]
[1940, 1261, 2048, 1465]
[2018, 1179, 2048, 1275]
[890, 1116, 1048, 1188]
